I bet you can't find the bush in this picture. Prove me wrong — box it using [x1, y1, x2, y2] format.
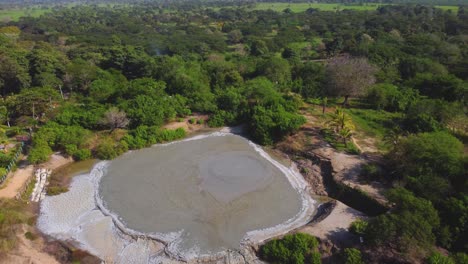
[28, 142, 52, 164]
[426, 252, 455, 264]
[250, 105, 306, 145]
[342, 248, 364, 264]
[95, 140, 119, 160]
[72, 149, 91, 161]
[366, 84, 418, 112]
[402, 113, 442, 133]
[65, 144, 78, 156]
[260, 233, 320, 264]
[349, 220, 368, 236]
[208, 110, 237, 127]
[24, 231, 37, 240]
[47, 186, 69, 196]
[122, 134, 147, 150]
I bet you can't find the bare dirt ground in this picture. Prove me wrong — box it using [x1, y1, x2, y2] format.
[163, 114, 209, 133]
[288, 104, 388, 204]
[3, 225, 60, 264]
[0, 163, 34, 199]
[299, 201, 366, 247]
[38, 154, 73, 171]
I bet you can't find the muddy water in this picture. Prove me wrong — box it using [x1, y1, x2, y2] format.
[99, 134, 302, 255]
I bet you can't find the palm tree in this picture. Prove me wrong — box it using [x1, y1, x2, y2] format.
[338, 126, 353, 147]
[327, 107, 355, 133]
[326, 107, 355, 147]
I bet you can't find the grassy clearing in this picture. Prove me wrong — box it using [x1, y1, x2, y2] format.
[0, 8, 50, 22]
[344, 108, 403, 151]
[435, 5, 459, 12]
[252, 3, 458, 13]
[254, 2, 383, 12]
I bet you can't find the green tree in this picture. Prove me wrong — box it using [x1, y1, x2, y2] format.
[260, 233, 320, 264]
[325, 56, 378, 106]
[365, 188, 440, 254]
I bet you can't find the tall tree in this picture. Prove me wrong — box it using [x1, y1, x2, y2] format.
[325, 55, 378, 106]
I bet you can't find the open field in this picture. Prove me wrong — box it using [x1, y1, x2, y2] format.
[0, 3, 459, 22]
[253, 3, 459, 12]
[0, 8, 50, 22]
[255, 2, 383, 12]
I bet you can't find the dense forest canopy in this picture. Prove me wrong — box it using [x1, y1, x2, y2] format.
[0, 0, 466, 263]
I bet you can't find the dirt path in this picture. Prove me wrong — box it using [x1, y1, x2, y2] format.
[0, 164, 34, 199]
[0, 154, 72, 200]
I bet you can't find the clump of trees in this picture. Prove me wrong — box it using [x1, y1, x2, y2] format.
[260, 233, 321, 264]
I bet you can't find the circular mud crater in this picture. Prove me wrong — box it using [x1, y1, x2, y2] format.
[39, 132, 315, 263]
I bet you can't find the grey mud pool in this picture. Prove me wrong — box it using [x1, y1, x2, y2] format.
[38, 132, 315, 263]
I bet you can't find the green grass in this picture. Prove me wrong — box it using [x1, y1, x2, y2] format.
[344, 108, 403, 151]
[435, 5, 459, 12]
[322, 128, 360, 155]
[0, 8, 50, 22]
[20, 178, 36, 201]
[344, 108, 401, 139]
[254, 3, 383, 12]
[252, 3, 458, 13]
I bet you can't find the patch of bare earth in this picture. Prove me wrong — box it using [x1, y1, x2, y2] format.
[299, 201, 365, 247]
[0, 163, 34, 199]
[163, 114, 209, 133]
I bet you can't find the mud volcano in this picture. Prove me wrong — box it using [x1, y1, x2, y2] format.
[38, 132, 315, 263]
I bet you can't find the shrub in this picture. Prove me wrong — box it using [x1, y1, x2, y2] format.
[65, 144, 78, 156]
[47, 186, 69, 196]
[342, 248, 364, 264]
[260, 233, 320, 264]
[122, 134, 147, 150]
[95, 140, 118, 160]
[72, 149, 91, 161]
[349, 220, 368, 236]
[24, 231, 37, 240]
[28, 142, 52, 164]
[426, 252, 455, 264]
[208, 110, 237, 127]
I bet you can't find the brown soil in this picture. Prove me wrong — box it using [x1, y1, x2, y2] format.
[163, 114, 209, 133]
[0, 163, 34, 199]
[299, 201, 366, 247]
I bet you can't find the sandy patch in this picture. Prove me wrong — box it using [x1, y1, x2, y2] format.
[299, 201, 365, 247]
[0, 164, 34, 199]
[39, 153, 73, 171]
[3, 225, 60, 264]
[163, 114, 209, 133]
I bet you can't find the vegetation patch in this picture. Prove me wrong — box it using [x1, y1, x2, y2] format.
[260, 233, 321, 264]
